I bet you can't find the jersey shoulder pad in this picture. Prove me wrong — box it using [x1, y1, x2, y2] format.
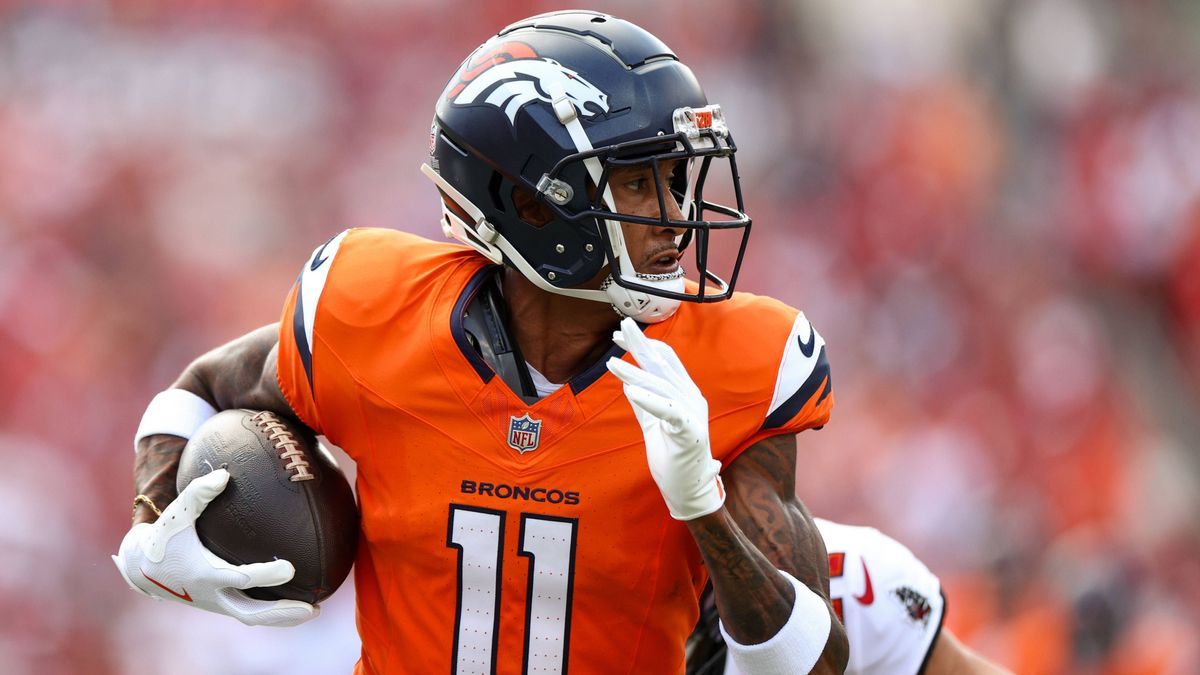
[671, 292, 832, 439]
[293, 228, 482, 337]
[672, 292, 801, 402]
[762, 310, 831, 430]
[283, 228, 484, 409]
[291, 229, 351, 370]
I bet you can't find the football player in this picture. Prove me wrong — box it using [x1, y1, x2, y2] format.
[688, 519, 1012, 675]
[113, 11, 847, 674]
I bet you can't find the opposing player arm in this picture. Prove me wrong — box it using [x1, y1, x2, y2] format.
[132, 323, 293, 524]
[688, 434, 848, 674]
[926, 630, 1013, 675]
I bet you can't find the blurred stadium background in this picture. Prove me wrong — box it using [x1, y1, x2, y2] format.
[3, 0, 1199, 672]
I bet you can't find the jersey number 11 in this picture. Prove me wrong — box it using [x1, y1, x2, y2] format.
[448, 505, 579, 675]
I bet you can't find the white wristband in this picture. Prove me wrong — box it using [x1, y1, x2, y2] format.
[133, 389, 219, 452]
[719, 571, 832, 675]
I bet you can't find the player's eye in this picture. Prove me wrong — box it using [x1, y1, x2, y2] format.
[623, 177, 648, 192]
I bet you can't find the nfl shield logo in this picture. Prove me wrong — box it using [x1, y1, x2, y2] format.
[507, 413, 542, 454]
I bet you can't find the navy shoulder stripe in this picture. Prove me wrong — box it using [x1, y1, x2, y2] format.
[291, 271, 315, 387]
[291, 230, 350, 394]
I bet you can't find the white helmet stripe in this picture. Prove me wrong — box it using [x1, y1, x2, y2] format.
[549, 86, 683, 323]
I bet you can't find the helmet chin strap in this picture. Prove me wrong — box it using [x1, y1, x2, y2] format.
[548, 84, 683, 323]
[602, 270, 683, 323]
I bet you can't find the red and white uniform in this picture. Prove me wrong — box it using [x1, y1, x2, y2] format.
[725, 519, 946, 675]
[275, 228, 834, 675]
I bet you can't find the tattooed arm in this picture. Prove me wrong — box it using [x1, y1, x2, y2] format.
[686, 434, 848, 673]
[132, 324, 295, 524]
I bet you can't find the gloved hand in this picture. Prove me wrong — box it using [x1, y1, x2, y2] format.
[606, 317, 725, 521]
[112, 468, 319, 627]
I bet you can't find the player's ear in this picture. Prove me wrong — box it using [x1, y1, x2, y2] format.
[512, 186, 554, 228]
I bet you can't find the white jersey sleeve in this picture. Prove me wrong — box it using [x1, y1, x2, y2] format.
[818, 518, 946, 675]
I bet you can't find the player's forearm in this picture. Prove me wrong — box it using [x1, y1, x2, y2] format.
[704, 434, 849, 673]
[690, 509, 848, 673]
[131, 324, 284, 524]
[129, 369, 221, 524]
[688, 510, 848, 673]
[687, 508, 798, 641]
[131, 434, 187, 524]
[129, 365, 222, 524]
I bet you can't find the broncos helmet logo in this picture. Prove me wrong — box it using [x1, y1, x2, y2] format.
[447, 41, 610, 125]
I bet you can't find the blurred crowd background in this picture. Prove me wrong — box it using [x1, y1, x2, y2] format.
[3, 0, 1199, 673]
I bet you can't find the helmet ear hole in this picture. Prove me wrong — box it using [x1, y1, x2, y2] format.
[512, 186, 554, 228]
[488, 172, 506, 212]
[511, 184, 556, 227]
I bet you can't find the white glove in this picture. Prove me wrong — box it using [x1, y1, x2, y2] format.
[111, 468, 319, 627]
[606, 317, 725, 521]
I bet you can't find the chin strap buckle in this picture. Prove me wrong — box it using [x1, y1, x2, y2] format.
[476, 220, 499, 243]
[536, 174, 574, 205]
[547, 81, 579, 125]
[552, 96, 578, 125]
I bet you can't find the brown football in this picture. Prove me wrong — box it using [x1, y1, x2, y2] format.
[176, 409, 358, 604]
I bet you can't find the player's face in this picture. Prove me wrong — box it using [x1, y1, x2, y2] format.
[608, 159, 685, 276]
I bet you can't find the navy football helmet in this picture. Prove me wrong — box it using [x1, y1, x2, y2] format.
[421, 10, 751, 322]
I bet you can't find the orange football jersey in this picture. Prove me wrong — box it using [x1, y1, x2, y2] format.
[276, 228, 833, 675]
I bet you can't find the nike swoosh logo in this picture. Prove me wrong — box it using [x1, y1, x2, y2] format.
[854, 560, 874, 605]
[796, 322, 816, 358]
[141, 569, 193, 602]
[309, 238, 334, 271]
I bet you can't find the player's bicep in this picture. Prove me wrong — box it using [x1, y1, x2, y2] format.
[722, 434, 830, 596]
[173, 324, 295, 419]
[247, 340, 292, 413]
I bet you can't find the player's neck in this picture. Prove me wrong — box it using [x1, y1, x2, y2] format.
[503, 268, 619, 384]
